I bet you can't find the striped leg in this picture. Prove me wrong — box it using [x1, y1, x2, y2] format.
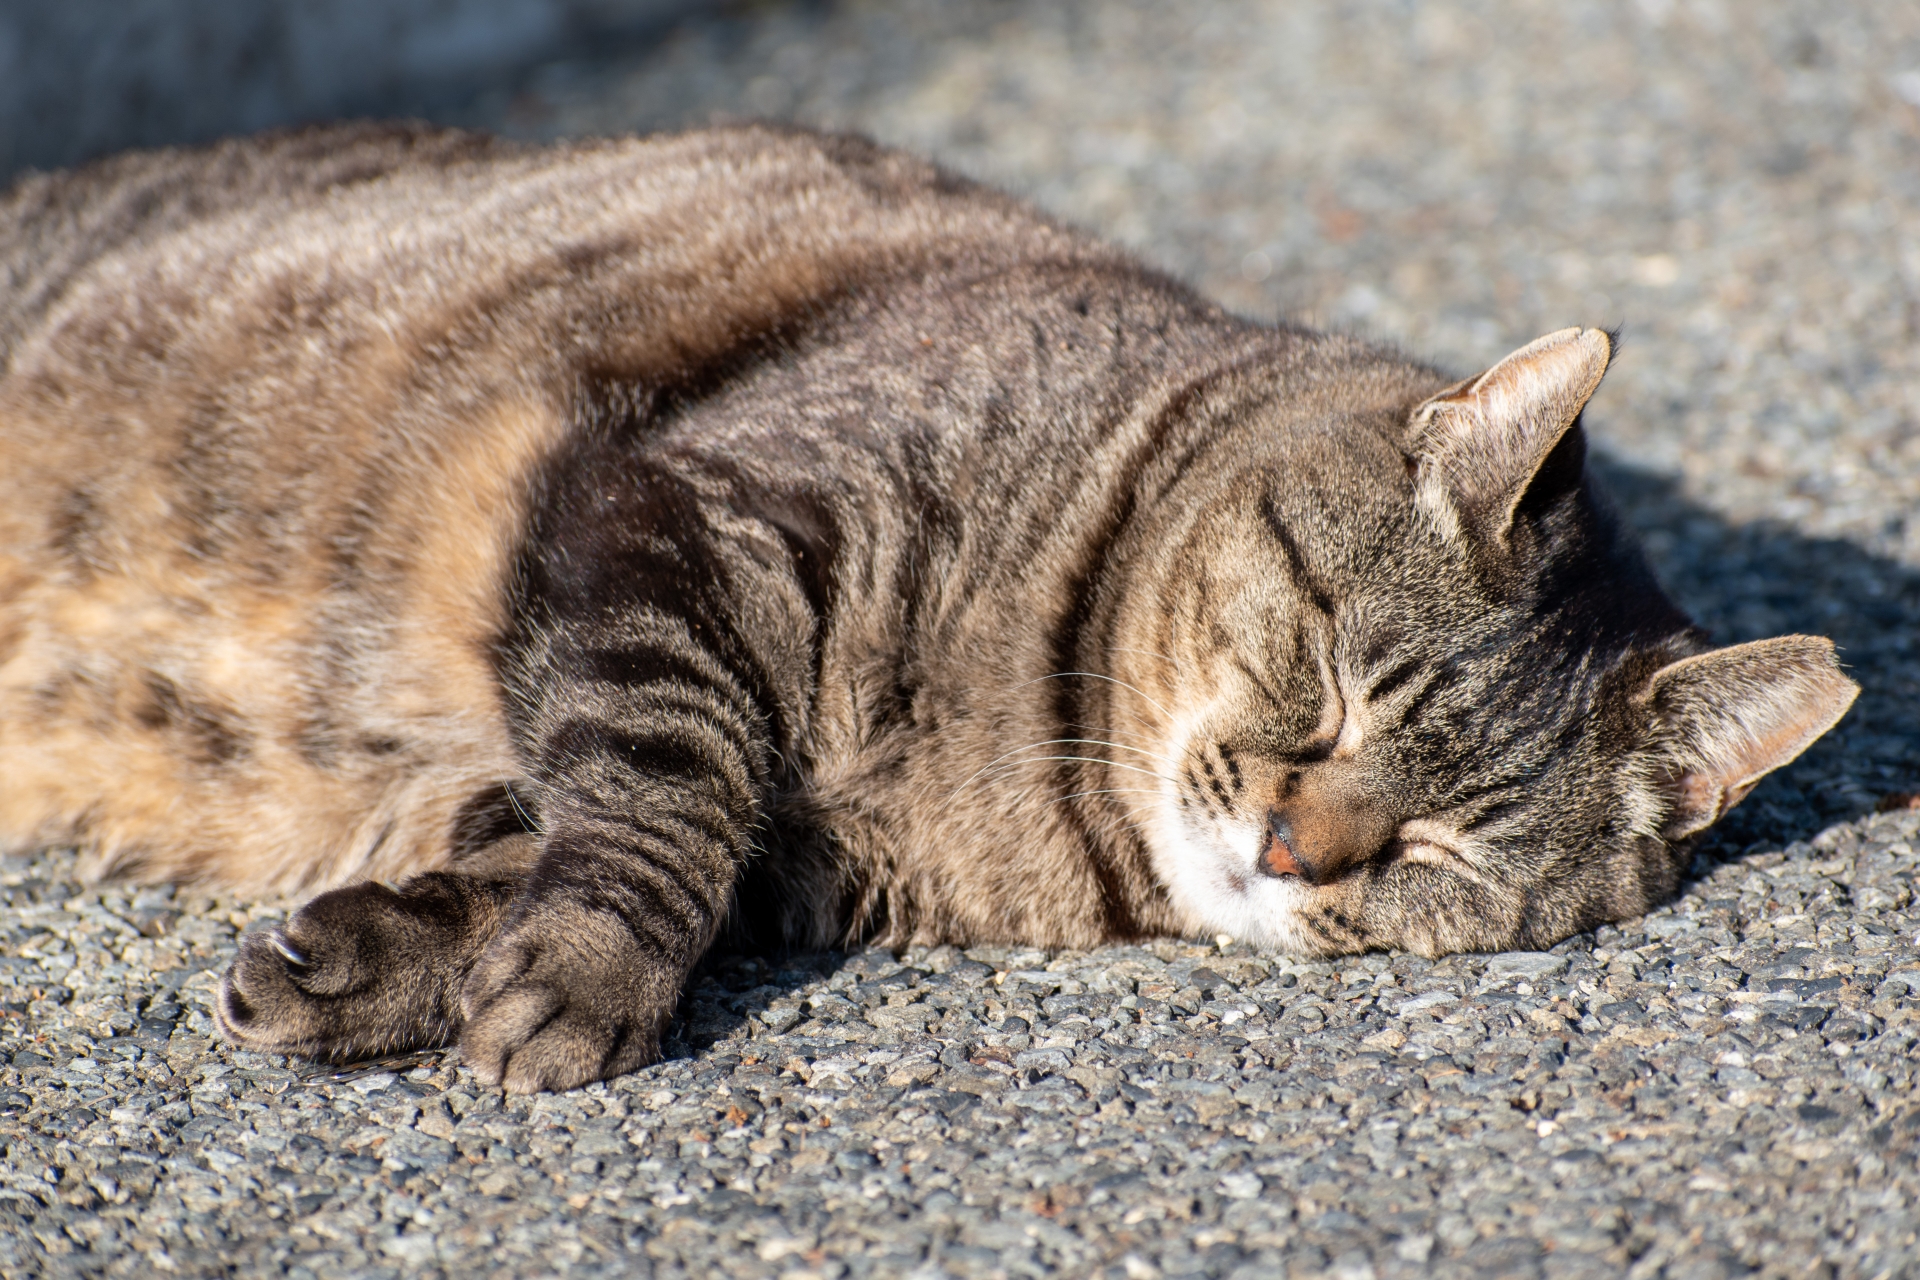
[456, 617, 772, 1092]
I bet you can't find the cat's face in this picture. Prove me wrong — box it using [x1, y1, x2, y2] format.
[1111, 329, 1857, 956]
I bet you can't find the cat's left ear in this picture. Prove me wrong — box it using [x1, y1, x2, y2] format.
[1408, 327, 1613, 546]
[1640, 635, 1859, 840]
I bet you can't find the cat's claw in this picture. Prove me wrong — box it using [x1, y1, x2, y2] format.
[216, 872, 518, 1063]
[269, 933, 310, 968]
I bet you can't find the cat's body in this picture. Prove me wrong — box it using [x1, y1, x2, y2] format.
[0, 124, 1855, 1089]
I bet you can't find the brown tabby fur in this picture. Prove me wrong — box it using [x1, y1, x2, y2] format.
[0, 124, 1856, 1090]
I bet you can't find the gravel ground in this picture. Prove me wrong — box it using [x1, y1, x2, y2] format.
[7, 1, 1920, 1276]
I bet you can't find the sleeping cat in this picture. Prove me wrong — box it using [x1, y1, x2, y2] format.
[0, 123, 1856, 1091]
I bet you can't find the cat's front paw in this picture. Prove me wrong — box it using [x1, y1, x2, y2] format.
[457, 912, 680, 1092]
[217, 872, 517, 1062]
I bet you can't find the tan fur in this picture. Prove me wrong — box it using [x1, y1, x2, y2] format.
[3, 128, 1858, 1090]
[0, 125, 1095, 896]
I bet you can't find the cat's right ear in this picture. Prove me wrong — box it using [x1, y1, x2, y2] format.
[1408, 327, 1613, 546]
[1639, 635, 1859, 840]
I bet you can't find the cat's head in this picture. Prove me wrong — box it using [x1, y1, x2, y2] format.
[1111, 327, 1857, 956]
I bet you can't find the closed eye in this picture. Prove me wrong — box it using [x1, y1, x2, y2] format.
[1365, 658, 1424, 702]
[1387, 839, 1456, 868]
[1449, 795, 1527, 836]
[1383, 819, 1469, 868]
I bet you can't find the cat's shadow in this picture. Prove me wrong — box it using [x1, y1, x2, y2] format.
[659, 947, 876, 1062]
[1592, 452, 1919, 864]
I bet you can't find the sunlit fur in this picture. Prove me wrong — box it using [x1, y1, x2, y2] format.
[0, 125, 1854, 1088]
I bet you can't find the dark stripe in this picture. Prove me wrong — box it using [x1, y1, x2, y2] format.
[1259, 495, 1336, 616]
[544, 718, 732, 781]
[1387, 670, 1447, 731]
[599, 1022, 636, 1076]
[609, 866, 706, 943]
[543, 689, 756, 777]
[1365, 659, 1424, 703]
[579, 644, 725, 694]
[136, 671, 249, 764]
[604, 689, 757, 756]
[533, 843, 714, 945]
[449, 783, 537, 856]
[593, 809, 745, 866]
[500, 444, 783, 751]
[1457, 798, 1526, 834]
[560, 800, 749, 869]
[698, 452, 845, 634]
[1233, 656, 1290, 714]
[1044, 350, 1274, 938]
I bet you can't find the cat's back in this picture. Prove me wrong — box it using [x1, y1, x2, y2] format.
[0, 123, 516, 371]
[0, 123, 1086, 625]
[0, 123, 1089, 892]
[0, 122, 1066, 412]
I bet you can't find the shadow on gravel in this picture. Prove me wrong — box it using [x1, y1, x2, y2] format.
[663, 948, 856, 1062]
[1593, 453, 1920, 857]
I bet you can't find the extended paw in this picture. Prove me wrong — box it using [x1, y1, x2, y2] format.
[458, 911, 681, 1092]
[218, 870, 519, 1062]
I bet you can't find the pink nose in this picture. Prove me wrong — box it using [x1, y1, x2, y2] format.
[1256, 798, 1399, 886]
[1257, 814, 1310, 881]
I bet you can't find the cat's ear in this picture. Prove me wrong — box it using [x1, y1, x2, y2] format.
[1409, 327, 1613, 546]
[1640, 635, 1859, 840]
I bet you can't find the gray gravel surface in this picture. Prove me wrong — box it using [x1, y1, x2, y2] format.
[7, 1, 1920, 1276]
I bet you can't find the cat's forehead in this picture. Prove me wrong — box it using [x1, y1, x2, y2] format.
[1245, 408, 1416, 483]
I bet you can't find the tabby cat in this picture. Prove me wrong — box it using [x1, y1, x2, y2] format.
[0, 124, 1856, 1091]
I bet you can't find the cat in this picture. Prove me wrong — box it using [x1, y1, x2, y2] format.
[0, 123, 1857, 1091]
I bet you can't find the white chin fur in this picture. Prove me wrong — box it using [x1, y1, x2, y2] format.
[1146, 801, 1322, 953]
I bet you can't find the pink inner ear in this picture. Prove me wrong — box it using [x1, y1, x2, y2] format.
[1410, 328, 1611, 540]
[1647, 634, 1859, 842]
[1667, 724, 1806, 838]
[1666, 771, 1763, 840]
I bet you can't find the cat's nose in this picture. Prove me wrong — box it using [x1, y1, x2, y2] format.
[1256, 800, 1397, 885]
[1257, 814, 1310, 881]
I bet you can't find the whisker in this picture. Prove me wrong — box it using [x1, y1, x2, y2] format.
[1043, 787, 1164, 809]
[947, 740, 1079, 801]
[947, 737, 1171, 800]
[1049, 736, 1164, 761]
[1013, 671, 1176, 722]
[503, 781, 541, 834]
[1063, 721, 1159, 751]
[1079, 808, 1157, 850]
[994, 736, 1164, 762]
[970, 755, 1181, 787]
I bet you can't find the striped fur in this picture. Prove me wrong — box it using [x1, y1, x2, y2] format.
[0, 125, 1855, 1088]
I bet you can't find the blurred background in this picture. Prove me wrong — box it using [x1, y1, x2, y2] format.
[0, 0, 699, 177]
[4, 0, 1919, 841]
